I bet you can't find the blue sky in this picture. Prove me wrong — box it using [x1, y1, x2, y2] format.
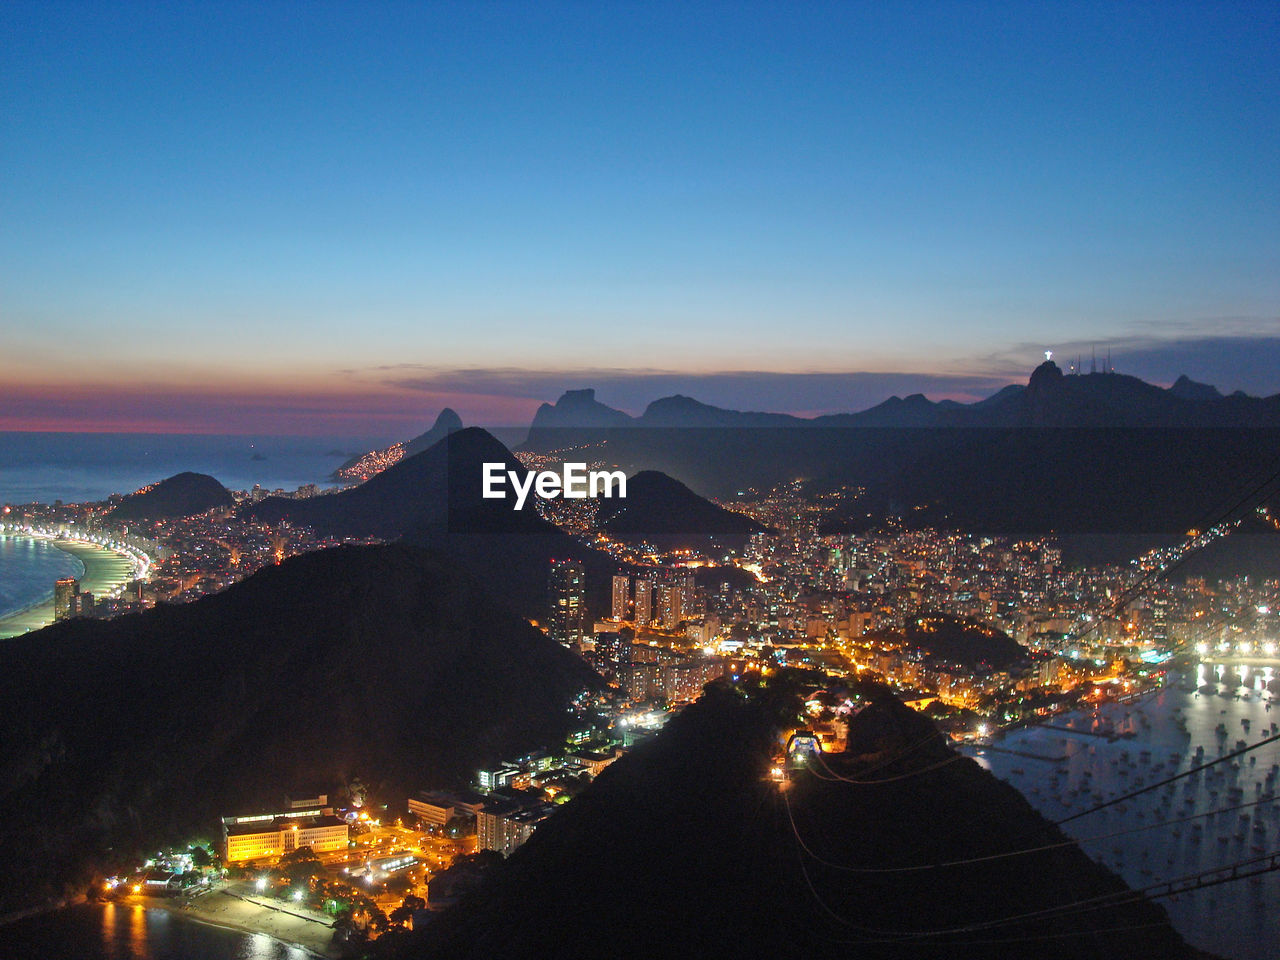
[2, 1, 1277, 431]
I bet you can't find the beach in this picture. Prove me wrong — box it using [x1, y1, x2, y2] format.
[0, 536, 143, 639]
[1, 892, 344, 959]
[153, 888, 343, 958]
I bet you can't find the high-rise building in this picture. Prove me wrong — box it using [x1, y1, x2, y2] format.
[53, 577, 79, 621]
[658, 582, 683, 630]
[680, 574, 703, 619]
[611, 575, 630, 621]
[633, 579, 652, 626]
[548, 559, 587, 647]
[71, 592, 95, 618]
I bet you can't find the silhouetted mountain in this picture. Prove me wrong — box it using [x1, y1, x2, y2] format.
[808, 362, 1276, 429]
[408, 676, 1196, 960]
[108, 471, 232, 520]
[0, 543, 600, 908]
[250, 428, 542, 539]
[520, 389, 634, 449]
[334, 408, 464, 479]
[972, 383, 1026, 407]
[522, 362, 1279, 439]
[597, 470, 768, 550]
[819, 391, 944, 427]
[405, 407, 464, 456]
[250, 428, 621, 621]
[1168, 374, 1223, 402]
[639, 395, 802, 428]
[506, 364, 1280, 542]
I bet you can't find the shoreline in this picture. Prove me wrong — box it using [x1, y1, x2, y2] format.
[149, 889, 343, 959]
[3, 893, 344, 959]
[0, 534, 145, 639]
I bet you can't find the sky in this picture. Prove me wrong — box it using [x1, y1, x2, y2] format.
[1, 0, 1277, 433]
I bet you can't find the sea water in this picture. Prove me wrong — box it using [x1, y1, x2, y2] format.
[0, 432, 390, 506]
[970, 663, 1280, 960]
[2, 902, 314, 959]
[0, 533, 85, 620]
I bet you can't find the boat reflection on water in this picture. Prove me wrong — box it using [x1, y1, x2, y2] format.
[969, 662, 1279, 960]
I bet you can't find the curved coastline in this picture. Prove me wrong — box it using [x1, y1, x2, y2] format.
[3, 895, 340, 960]
[149, 891, 341, 959]
[0, 535, 143, 640]
[0, 535, 85, 622]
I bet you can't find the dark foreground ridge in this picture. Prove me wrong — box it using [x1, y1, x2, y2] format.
[109, 471, 233, 520]
[405, 677, 1204, 960]
[0, 543, 598, 909]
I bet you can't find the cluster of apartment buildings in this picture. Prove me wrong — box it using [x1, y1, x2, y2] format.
[610, 572, 704, 630]
[407, 744, 624, 859]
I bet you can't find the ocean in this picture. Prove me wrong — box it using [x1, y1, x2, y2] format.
[0, 431, 389, 627]
[0, 533, 85, 620]
[0, 432, 391, 506]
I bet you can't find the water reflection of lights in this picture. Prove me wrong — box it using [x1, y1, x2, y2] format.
[1197, 660, 1277, 693]
[128, 903, 147, 953]
[244, 931, 277, 959]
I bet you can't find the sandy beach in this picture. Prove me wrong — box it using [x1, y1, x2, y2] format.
[0, 536, 142, 639]
[154, 887, 343, 958]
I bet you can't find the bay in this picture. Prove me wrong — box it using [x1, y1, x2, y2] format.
[0, 533, 85, 620]
[968, 663, 1280, 960]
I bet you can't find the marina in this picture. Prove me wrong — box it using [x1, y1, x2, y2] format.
[970, 662, 1280, 960]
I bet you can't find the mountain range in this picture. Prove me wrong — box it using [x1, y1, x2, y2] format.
[330, 366, 1280, 539]
[333, 367, 1278, 479]
[519, 363, 1280, 442]
[508, 363, 1280, 539]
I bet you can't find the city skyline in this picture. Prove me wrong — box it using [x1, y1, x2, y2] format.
[4, 4, 1279, 953]
[3, 0, 1278, 433]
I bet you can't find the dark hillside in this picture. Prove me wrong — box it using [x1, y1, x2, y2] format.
[109, 471, 232, 520]
[596, 469, 768, 550]
[0, 543, 599, 907]
[407, 678, 1199, 960]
